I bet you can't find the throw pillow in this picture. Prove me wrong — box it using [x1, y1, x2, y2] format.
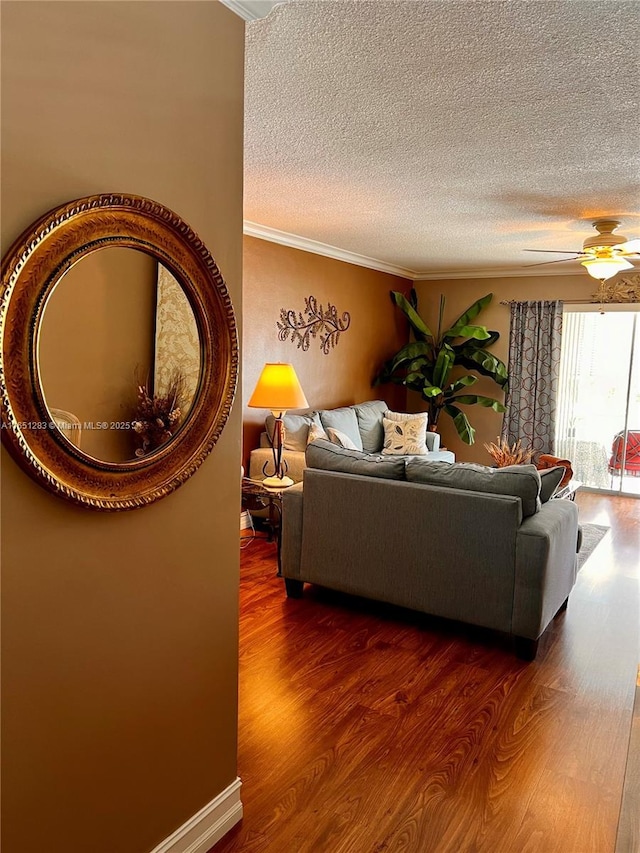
[352, 400, 387, 453]
[326, 427, 359, 451]
[307, 423, 328, 445]
[318, 406, 364, 451]
[382, 415, 428, 456]
[385, 409, 429, 428]
[539, 466, 566, 502]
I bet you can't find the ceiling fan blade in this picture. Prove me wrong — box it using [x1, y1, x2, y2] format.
[523, 257, 581, 268]
[615, 238, 640, 254]
[522, 249, 581, 255]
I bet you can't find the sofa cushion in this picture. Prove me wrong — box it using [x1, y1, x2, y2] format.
[539, 466, 566, 502]
[265, 411, 322, 451]
[352, 400, 387, 453]
[405, 459, 542, 517]
[306, 439, 405, 480]
[382, 415, 428, 455]
[326, 427, 359, 450]
[318, 406, 363, 451]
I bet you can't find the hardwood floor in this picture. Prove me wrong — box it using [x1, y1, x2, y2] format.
[214, 493, 639, 853]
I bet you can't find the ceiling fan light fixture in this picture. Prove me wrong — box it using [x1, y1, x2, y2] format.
[582, 219, 628, 251]
[581, 255, 633, 282]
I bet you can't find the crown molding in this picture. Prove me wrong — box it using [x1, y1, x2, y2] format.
[243, 222, 596, 281]
[412, 265, 586, 280]
[243, 221, 418, 279]
[218, 0, 285, 22]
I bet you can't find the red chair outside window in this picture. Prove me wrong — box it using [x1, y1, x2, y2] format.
[608, 430, 640, 484]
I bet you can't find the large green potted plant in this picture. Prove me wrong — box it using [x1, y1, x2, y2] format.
[375, 290, 508, 444]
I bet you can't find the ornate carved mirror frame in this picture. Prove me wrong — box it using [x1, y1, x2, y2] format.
[0, 194, 238, 510]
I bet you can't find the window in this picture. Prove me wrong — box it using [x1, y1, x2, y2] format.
[556, 307, 640, 495]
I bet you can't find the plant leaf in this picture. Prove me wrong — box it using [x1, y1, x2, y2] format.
[448, 375, 478, 394]
[390, 291, 434, 341]
[448, 293, 493, 332]
[443, 323, 491, 341]
[433, 344, 455, 389]
[421, 384, 443, 398]
[454, 348, 509, 388]
[476, 330, 500, 349]
[386, 341, 432, 371]
[445, 404, 476, 444]
[453, 330, 500, 352]
[453, 394, 507, 412]
[436, 294, 445, 343]
[375, 342, 433, 386]
[405, 371, 428, 386]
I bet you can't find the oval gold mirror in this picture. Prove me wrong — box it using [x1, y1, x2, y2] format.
[0, 194, 238, 510]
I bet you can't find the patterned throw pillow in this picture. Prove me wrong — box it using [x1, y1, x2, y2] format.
[382, 415, 428, 455]
[385, 409, 429, 428]
[326, 427, 359, 451]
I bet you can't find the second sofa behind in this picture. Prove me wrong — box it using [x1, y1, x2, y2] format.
[249, 399, 455, 483]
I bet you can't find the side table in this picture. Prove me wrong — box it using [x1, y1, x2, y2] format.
[241, 477, 288, 575]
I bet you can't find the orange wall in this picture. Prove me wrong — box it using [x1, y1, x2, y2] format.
[1, 3, 244, 853]
[242, 236, 411, 460]
[413, 274, 595, 462]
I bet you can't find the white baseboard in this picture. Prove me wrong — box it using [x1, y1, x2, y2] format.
[150, 778, 243, 853]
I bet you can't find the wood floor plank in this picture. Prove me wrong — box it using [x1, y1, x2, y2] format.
[214, 493, 639, 852]
[616, 666, 640, 853]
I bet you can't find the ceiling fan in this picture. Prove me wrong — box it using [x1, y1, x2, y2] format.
[524, 219, 640, 282]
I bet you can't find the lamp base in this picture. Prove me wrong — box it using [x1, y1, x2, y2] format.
[262, 474, 294, 488]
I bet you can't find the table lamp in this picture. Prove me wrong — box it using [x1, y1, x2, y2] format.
[248, 363, 308, 487]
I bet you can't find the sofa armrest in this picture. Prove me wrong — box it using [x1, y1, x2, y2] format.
[425, 430, 440, 451]
[513, 499, 579, 640]
[282, 482, 304, 579]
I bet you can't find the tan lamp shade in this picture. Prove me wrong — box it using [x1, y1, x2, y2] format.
[248, 363, 308, 413]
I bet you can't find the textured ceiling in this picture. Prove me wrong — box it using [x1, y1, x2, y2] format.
[244, 0, 640, 277]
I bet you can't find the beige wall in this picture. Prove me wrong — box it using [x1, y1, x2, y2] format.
[413, 274, 595, 462]
[39, 247, 156, 462]
[243, 236, 411, 461]
[1, 4, 244, 853]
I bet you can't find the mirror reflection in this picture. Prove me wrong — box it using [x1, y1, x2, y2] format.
[38, 247, 201, 463]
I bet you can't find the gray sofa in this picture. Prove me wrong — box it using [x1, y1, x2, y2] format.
[281, 440, 579, 660]
[249, 399, 455, 484]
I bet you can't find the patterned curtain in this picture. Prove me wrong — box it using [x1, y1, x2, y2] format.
[501, 300, 563, 456]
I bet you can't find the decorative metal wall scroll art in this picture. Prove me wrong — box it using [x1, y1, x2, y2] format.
[592, 274, 640, 304]
[277, 295, 351, 355]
